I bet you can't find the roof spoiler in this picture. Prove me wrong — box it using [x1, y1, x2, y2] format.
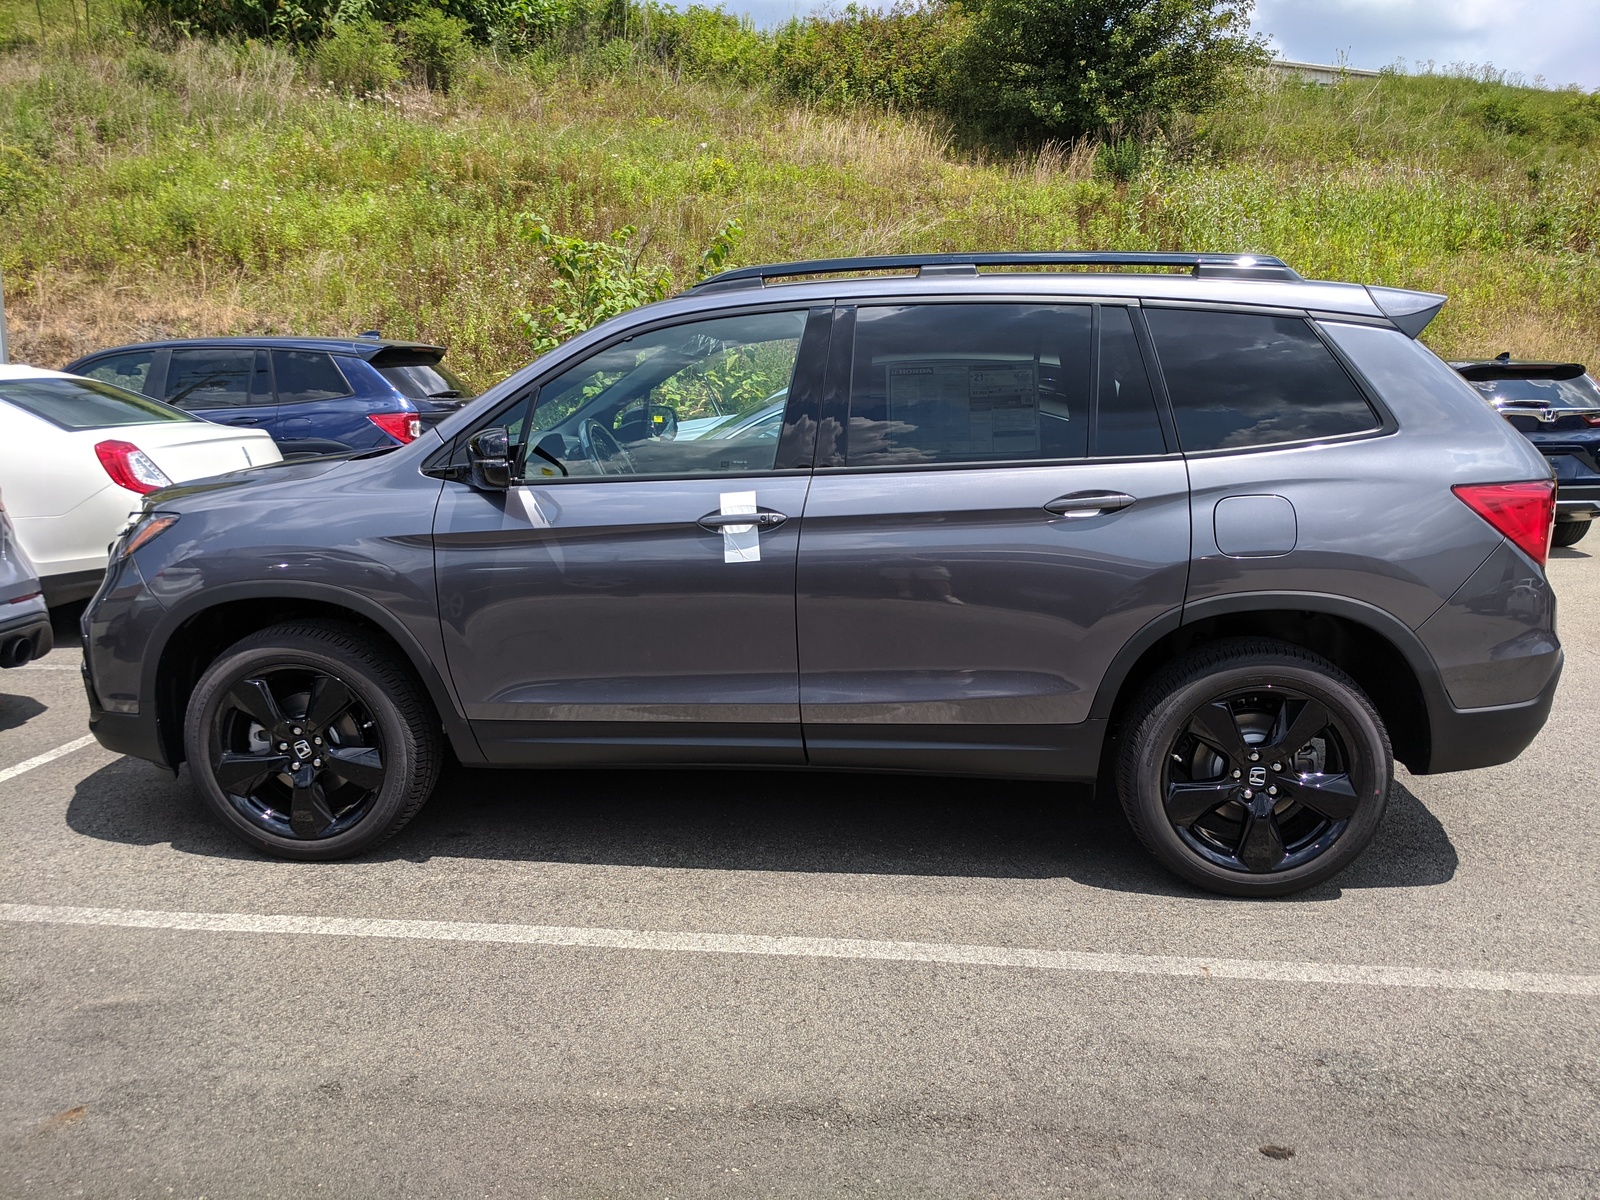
[1366, 285, 1447, 338]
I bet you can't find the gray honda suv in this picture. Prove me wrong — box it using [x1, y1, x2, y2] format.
[82, 253, 1562, 896]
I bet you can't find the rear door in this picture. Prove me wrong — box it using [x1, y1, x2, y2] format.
[795, 301, 1190, 777]
[161, 347, 277, 436]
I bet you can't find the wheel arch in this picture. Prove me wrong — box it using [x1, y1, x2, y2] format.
[147, 582, 482, 769]
[1092, 594, 1442, 774]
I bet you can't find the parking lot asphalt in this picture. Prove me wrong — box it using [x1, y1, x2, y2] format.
[2, 548, 1597, 1198]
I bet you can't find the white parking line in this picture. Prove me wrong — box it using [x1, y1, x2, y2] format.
[2, 903, 1596, 996]
[0, 736, 98, 783]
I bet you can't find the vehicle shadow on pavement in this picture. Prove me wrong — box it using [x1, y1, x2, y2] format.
[64, 758, 1457, 900]
[1550, 546, 1591, 560]
[0, 692, 47, 732]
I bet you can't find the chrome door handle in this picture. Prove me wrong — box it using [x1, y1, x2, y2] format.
[698, 510, 788, 531]
[1043, 491, 1136, 518]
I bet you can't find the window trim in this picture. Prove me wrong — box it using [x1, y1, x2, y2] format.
[1137, 306, 1396, 459]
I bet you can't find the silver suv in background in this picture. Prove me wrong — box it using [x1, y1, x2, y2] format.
[82, 253, 1561, 896]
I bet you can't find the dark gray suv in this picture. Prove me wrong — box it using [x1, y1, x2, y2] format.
[82, 253, 1562, 896]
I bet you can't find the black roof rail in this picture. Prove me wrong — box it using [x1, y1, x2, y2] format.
[689, 251, 1301, 293]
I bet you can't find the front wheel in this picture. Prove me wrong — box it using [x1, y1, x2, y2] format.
[183, 621, 442, 860]
[1551, 520, 1590, 548]
[1116, 639, 1392, 897]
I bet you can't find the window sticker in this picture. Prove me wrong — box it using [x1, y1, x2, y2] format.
[885, 361, 1041, 456]
[720, 490, 760, 563]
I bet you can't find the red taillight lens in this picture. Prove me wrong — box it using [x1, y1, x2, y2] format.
[368, 412, 421, 444]
[1582, 414, 1600, 427]
[94, 440, 174, 496]
[1453, 480, 1556, 567]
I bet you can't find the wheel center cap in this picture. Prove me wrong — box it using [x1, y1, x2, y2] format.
[1247, 765, 1267, 787]
[293, 739, 313, 761]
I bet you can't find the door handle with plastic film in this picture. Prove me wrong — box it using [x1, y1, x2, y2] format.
[1043, 491, 1136, 518]
[697, 510, 788, 531]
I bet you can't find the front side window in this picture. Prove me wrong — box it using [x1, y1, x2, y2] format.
[0, 377, 195, 430]
[274, 350, 353, 405]
[513, 310, 807, 480]
[1145, 309, 1379, 452]
[78, 350, 155, 395]
[845, 304, 1093, 466]
[164, 348, 260, 410]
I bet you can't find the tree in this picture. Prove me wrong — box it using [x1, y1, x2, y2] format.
[958, 0, 1267, 144]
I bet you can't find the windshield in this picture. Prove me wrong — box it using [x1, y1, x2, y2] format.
[379, 363, 471, 400]
[1470, 373, 1600, 410]
[0, 376, 196, 430]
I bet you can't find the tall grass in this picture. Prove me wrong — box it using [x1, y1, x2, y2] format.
[1, 39, 1597, 380]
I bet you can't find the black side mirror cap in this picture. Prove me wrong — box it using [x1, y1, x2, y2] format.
[467, 426, 512, 491]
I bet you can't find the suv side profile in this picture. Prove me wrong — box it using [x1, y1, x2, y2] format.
[82, 253, 1562, 896]
[66, 336, 473, 457]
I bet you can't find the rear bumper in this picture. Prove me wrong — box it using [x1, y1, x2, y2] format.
[1555, 482, 1600, 522]
[0, 600, 53, 667]
[1421, 651, 1562, 774]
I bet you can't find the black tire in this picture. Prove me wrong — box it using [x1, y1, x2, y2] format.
[1116, 639, 1392, 897]
[183, 620, 442, 860]
[1551, 521, 1590, 548]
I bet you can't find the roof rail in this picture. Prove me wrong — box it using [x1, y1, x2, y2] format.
[689, 252, 1301, 293]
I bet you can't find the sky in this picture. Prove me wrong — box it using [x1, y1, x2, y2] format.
[1252, 0, 1600, 90]
[729, 0, 1600, 91]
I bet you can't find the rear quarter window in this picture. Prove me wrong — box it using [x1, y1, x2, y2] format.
[0, 377, 195, 429]
[1145, 309, 1379, 452]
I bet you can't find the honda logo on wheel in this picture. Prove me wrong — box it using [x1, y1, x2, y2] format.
[1248, 766, 1267, 787]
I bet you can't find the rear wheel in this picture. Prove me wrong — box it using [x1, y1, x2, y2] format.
[183, 621, 441, 860]
[1552, 520, 1590, 548]
[1116, 640, 1392, 897]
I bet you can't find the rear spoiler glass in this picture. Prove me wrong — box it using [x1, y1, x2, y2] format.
[1453, 361, 1586, 382]
[1365, 286, 1447, 338]
[368, 345, 447, 368]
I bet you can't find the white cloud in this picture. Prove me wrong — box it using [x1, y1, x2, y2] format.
[1252, 0, 1600, 88]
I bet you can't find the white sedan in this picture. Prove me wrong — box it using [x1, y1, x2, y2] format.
[0, 365, 282, 605]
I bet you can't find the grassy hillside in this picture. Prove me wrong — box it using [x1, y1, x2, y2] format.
[1, 32, 1597, 385]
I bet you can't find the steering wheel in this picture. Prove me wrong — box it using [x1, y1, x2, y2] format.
[578, 419, 636, 476]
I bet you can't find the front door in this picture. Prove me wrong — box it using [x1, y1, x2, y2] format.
[796, 301, 1191, 777]
[434, 306, 831, 766]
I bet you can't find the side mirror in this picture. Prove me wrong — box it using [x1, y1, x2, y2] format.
[467, 427, 512, 491]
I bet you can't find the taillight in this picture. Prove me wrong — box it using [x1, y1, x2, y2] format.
[1583, 414, 1600, 427]
[368, 412, 421, 443]
[94, 440, 174, 496]
[1452, 480, 1556, 567]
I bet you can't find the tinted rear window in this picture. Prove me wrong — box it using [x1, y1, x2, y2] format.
[274, 350, 353, 405]
[1469, 374, 1600, 410]
[378, 362, 470, 400]
[1146, 309, 1379, 451]
[846, 304, 1093, 466]
[165, 348, 263, 409]
[1, 377, 194, 430]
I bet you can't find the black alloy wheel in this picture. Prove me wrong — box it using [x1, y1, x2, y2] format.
[184, 621, 441, 860]
[1117, 640, 1392, 897]
[211, 668, 385, 841]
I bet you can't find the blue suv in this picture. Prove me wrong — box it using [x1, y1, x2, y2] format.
[66, 336, 473, 458]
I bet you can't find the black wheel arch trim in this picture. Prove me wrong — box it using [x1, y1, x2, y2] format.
[139, 580, 484, 767]
[1089, 591, 1547, 775]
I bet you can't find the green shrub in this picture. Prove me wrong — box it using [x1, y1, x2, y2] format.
[772, 2, 966, 111]
[636, 4, 768, 86]
[516, 216, 742, 354]
[957, 0, 1268, 144]
[314, 18, 402, 96]
[124, 46, 180, 89]
[400, 7, 469, 90]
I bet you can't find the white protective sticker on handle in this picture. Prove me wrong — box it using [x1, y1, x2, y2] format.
[720, 490, 760, 563]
